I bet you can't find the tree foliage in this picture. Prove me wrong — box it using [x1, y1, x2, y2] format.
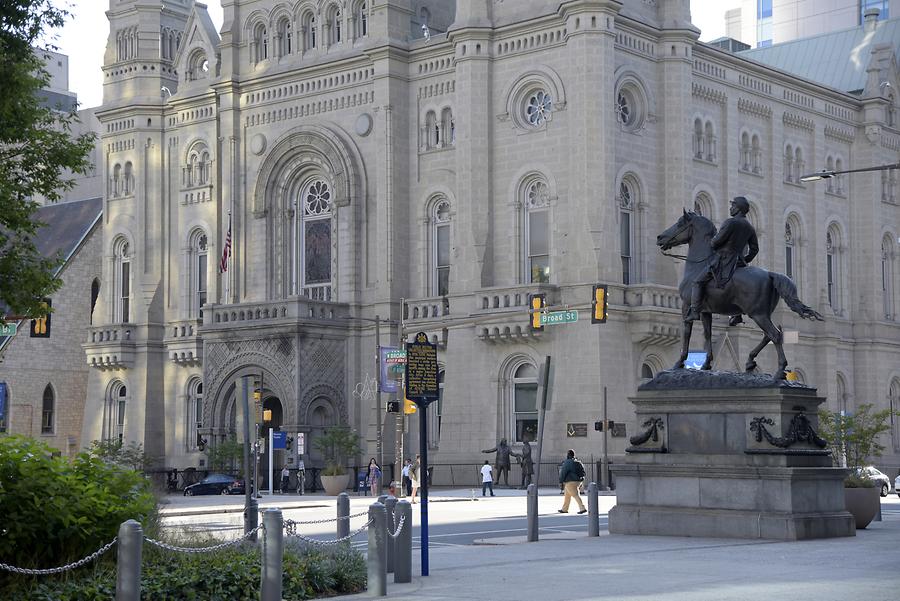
[313, 427, 361, 476]
[206, 436, 245, 473]
[817, 403, 896, 473]
[87, 439, 156, 471]
[0, 0, 96, 319]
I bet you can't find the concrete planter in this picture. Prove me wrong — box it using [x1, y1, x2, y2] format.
[844, 486, 879, 529]
[321, 473, 350, 496]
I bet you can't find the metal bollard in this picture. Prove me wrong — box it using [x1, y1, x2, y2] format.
[588, 482, 600, 537]
[245, 497, 259, 543]
[875, 496, 883, 521]
[377, 494, 388, 506]
[367, 502, 388, 597]
[261, 509, 283, 601]
[526, 483, 538, 542]
[115, 520, 142, 601]
[337, 492, 350, 539]
[384, 495, 398, 573]
[394, 500, 412, 584]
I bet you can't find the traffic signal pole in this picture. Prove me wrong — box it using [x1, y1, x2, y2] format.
[601, 386, 609, 490]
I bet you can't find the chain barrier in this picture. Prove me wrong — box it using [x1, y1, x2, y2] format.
[387, 514, 406, 539]
[0, 538, 118, 576]
[144, 524, 264, 554]
[283, 510, 368, 526]
[284, 518, 373, 546]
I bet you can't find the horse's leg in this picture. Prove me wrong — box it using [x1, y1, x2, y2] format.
[745, 335, 769, 373]
[700, 312, 714, 370]
[674, 304, 693, 369]
[747, 314, 786, 377]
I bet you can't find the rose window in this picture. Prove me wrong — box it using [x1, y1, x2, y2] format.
[304, 180, 331, 216]
[525, 90, 552, 127]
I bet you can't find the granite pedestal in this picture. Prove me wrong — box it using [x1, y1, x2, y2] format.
[608, 370, 855, 540]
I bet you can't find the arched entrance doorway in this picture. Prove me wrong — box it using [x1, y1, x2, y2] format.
[258, 396, 284, 491]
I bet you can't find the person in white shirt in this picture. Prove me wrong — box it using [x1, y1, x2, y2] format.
[480, 460, 495, 497]
[401, 458, 411, 498]
[280, 465, 290, 494]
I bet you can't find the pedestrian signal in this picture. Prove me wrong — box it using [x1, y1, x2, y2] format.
[529, 293, 546, 331]
[386, 400, 401, 413]
[30, 300, 51, 338]
[592, 285, 608, 324]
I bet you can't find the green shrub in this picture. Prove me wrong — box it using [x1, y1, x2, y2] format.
[817, 403, 896, 483]
[0, 436, 156, 572]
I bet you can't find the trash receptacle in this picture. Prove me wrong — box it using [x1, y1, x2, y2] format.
[357, 471, 368, 495]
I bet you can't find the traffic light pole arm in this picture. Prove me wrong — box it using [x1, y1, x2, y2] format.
[800, 162, 900, 182]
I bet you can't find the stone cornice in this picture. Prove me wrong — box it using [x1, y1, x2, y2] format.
[783, 112, 814, 131]
[824, 125, 855, 144]
[692, 82, 726, 104]
[738, 97, 772, 119]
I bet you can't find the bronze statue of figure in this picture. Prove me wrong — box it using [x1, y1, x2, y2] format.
[657, 200, 823, 379]
[511, 439, 534, 489]
[482, 439, 512, 486]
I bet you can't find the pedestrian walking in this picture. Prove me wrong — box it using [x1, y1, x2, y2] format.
[367, 458, 382, 496]
[557, 449, 587, 514]
[280, 464, 290, 494]
[296, 455, 306, 495]
[480, 460, 495, 497]
[410, 454, 421, 503]
[401, 458, 412, 497]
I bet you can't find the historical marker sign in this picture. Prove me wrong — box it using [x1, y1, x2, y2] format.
[405, 332, 439, 406]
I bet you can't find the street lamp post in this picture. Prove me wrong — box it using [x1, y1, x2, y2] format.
[800, 162, 900, 182]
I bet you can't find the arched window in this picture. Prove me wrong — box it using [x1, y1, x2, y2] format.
[112, 164, 122, 197]
[693, 118, 704, 159]
[277, 18, 292, 56]
[619, 178, 637, 285]
[358, 2, 368, 38]
[740, 132, 751, 171]
[890, 379, 900, 451]
[187, 49, 208, 80]
[836, 373, 848, 416]
[199, 151, 210, 185]
[90, 278, 100, 324]
[825, 156, 835, 194]
[694, 192, 712, 217]
[41, 384, 54, 434]
[794, 147, 803, 183]
[107, 381, 128, 443]
[826, 226, 843, 314]
[784, 220, 796, 282]
[293, 178, 333, 300]
[751, 134, 762, 174]
[441, 108, 454, 147]
[123, 162, 134, 196]
[704, 121, 716, 161]
[189, 230, 208, 318]
[882, 236, 894, 319]
[784, 145, 794, 182]
[253, 23, 268, 62]
[113, 238, 132, 323]
[835, 158, 844, 195]
[640, 363, 654, 380]
[424, 110, 438, 149]
[512, 363, 538, 443]
[329, 6, 342, 44]
[188, 378, 203, 449]
[523, 179, 550, 283]
[303, 13, 317, 50]
[432, 199, 451, 296]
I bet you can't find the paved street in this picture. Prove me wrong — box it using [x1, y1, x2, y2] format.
[160, 487, 900, 601]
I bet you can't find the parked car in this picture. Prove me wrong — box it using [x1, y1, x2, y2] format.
[854, 466, 891, 497]
[895, 474, 900, 498]
[183, 473, 249, 496]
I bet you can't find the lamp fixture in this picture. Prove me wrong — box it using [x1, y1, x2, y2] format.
[800, 161, 900, 183]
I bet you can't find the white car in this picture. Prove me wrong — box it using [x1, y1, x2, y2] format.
[855, 466, 891, 497]
[895, 474, 900, 498]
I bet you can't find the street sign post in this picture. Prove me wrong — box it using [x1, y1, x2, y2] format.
[539, 310, 578, 325]
[404, 332, 439, 577]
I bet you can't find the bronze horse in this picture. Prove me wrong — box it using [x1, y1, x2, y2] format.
[657, 210, 823, 379]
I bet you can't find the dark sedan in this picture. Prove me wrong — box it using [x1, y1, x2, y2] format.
[183, 474, 249, 496]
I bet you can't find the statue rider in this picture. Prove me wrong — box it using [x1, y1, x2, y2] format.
[684, 196, 759, 323]
[482, 438, 512, 487]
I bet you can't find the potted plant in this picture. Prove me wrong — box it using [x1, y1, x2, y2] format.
[818, 403, 895, 529]
[313, 426, 362, 496]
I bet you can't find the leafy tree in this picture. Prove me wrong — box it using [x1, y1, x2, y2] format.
[87, 439, 156, 471]
[0, 0, 96, 320]
[207, 436, 244, 472]
[313, 427, 361, 476]
[818, 403, 896, 482]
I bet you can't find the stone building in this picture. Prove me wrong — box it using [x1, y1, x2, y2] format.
[80, 0, 900, 484]
[0, 198, 103, 455]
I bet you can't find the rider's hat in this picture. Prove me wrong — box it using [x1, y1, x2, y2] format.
[731, 196, 750, 214]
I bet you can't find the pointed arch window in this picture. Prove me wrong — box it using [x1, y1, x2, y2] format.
[90, 278, 100, 324]
[512, 363, 538, 443]
[751, 134, 762, 174]
[825, 157, 835, 193]
[704, 121, 716, 161]
[432, 200, 451, 296]
[293, 178, 333, 301]
[189, 231, 208, 319]
[303, 13, 317, 50]
[826, 227, 843, 314]
[693, 118, 704, 159]
[882, 236, 894, 319]
[113, 238, 132, 323]
[784, 145, 794, 182]
[740, 132, 751, 171]
[277, 18, 292, 56]
[694, 192, 712, 217]
[41, 384, 55, 434]
[358, 2, 368, 37]
[523, 179, 550, 283]
[253, 23, 268, 62]
[441, 108, 454, 147]
[619, 180, 636, 285]
[106, 382, 128, 444]
[189, 379, 203, 449]
[330, 8, 342, 44]
[785, 221, 796, 281]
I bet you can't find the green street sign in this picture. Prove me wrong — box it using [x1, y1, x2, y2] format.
[0, 323, 16, 336]
[539, 310, 579, 325]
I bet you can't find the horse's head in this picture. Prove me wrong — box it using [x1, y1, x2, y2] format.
[657, 209, 697, 251]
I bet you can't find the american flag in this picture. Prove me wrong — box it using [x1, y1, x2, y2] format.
[219, 215, 232, 273]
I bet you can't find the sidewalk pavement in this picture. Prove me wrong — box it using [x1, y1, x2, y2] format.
[343, 497, 900, 601]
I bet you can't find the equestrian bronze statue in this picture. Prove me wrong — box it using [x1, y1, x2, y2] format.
[656, 198, 823, 379]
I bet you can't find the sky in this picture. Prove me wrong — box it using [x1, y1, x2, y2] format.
[53, 0, 740, 109]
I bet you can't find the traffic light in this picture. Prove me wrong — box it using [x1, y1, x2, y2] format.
[386, 400, 400, 413]
[592, 284, 608, 324]
[403, 399, 417, 414]
[30, 299, 51, 338]
[594, 420, 616, 432]
[528, 293, 545, 331]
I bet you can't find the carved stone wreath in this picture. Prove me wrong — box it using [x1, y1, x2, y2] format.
[748, 411, 828, 450]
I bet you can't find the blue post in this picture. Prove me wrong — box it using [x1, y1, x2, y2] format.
[419, 407, 429, 576]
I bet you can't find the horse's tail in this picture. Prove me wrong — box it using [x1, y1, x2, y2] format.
[770, 273, 825, 321]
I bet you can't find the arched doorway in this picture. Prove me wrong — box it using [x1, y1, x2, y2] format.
[305, 397, 337, 469]
[259, 396, 284, 491]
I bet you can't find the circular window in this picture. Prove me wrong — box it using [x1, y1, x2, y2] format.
[615, 84, 644, 131]
[304, 180, 332, 216]
[525, 90, 552, 127]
